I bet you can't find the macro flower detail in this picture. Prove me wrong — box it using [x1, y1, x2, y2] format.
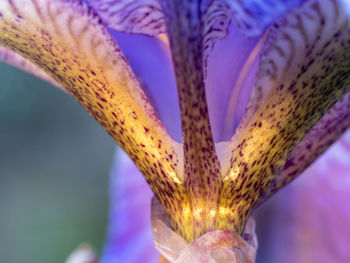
[261, 129, 350, 262]
[0, 0, 350, 262]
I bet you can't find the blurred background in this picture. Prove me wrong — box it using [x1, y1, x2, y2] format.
[0, 62, 115, 262]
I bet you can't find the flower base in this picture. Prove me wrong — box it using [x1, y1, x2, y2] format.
[151, 197, 258, 263]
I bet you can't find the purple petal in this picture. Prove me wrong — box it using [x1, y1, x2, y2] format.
[83, 0, 304, 37]
[262, 130, 350, 262]
[198, 0, 306, 142]
[84, 0, 165, 36]
[101, 149, 158, 263]
[0, 0, 184, 218]
[110, 31, 181, 142]
[226, 0, 304, 36]
[208, 0, 309, 142]
[83, 0, 306, 143]
[206, 23, 259, 141]
[220, 0, 350, 229]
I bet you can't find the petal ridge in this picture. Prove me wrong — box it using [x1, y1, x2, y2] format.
[0, 0, 187, 230]
[219, 0, 350, 233]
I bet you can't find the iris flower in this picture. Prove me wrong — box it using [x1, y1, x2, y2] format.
[0, 0, 350, 261]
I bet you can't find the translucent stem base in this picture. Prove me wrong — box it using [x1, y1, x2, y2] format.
[151, 197, 258, 263]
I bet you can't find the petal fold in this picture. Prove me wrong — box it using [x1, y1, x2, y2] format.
[0, 0, 186, 227]
[219, 0, 350, 233]
[206, 24, 261, 141]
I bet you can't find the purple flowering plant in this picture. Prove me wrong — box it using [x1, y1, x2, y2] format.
[0, 0, 350, 262]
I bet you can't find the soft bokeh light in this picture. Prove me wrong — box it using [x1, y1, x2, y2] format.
[0, 63, 114, 263]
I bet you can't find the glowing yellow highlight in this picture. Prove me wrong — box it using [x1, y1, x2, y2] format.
[218, 206, 232, 217]
[0, 0, 192, 242]
[193, 207, 203, 218]
[224, 165, 240, 181]
[183, 204, 191, 218]
[209, 208, 216, 218]
[167, 170, 182, 184]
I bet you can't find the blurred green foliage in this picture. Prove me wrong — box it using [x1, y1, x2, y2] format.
[0, 63, 115, 262]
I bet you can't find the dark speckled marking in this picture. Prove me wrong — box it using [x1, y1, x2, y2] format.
[267, 90, 350, 198]
[3, 0, 350, 246]
[220, 0, 350, 234]
[163, 0, 226, 241]
[0, 0, 189, 240]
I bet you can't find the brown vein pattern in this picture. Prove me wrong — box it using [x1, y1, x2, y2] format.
[201, 0, 232, 73]
[0, 0, 190, 239]
[85, 0, 166, 36]
[2, 0, 350, 247]
[220, 0, 350, 233]
[225, 0, 302, 37]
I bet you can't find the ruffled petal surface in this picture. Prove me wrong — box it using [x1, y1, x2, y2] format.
[84, 0, 309, 144]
